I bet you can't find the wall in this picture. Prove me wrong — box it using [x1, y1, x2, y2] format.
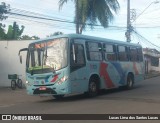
[144, 55, 160, 73]
[0, 40, 33, 87]
[149, 58, 160, 72]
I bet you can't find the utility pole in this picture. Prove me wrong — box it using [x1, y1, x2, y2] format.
[75, 0, 80, 34]
[126, 0, 131, 42]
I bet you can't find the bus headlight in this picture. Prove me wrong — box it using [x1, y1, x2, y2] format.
[26, 81, 32, 86]
[57, 76, 68, 85]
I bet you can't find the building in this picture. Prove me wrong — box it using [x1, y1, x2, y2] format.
[0, 40, 33, 87]
[143, 48, 160, 74]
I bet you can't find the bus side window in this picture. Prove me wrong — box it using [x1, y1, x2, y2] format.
[104, 44, 117, 61]
[126, 47, 130, 61]
[118, 45, 128, 61]
[71, 43, 85, 66]
[137, 48, 143, 62]
[130, 47, 138, 61]
[86, 42, 102, 61]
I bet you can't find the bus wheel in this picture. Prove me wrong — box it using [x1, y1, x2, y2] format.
[126, 74, 134, 89]
[88, 80, 98, 97]
[53, 95, 64, 100]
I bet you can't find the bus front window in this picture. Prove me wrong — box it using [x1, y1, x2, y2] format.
[27, 38, 68, 74]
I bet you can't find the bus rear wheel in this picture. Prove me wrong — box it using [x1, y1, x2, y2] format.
[87, 80, 98, 97]
[126, 74, 134, 89]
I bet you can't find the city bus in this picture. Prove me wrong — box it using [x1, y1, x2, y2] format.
[19, 34, 144, 99]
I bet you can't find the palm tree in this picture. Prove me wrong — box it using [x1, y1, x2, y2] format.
[59, 0, 120, 34]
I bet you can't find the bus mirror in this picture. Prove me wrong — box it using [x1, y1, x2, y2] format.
[18, 48, 28, 64]
[19, 55, 22, 64]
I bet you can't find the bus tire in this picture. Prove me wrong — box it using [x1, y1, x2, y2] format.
[11, 80, 16, 90]
[126, 74, 134, 90]
[87, 79, 98, 97]
[53, 95, 64, 100]
[17, 79, 23, 89]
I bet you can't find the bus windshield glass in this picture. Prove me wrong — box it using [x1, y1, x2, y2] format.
[27, 38, 68, 74]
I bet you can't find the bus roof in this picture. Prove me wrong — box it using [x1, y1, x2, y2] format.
[31, 34, 141, 47]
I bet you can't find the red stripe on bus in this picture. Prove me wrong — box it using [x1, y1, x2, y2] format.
[100, 62, 115, 88]
[51, 75, 58, 82]
[133, 62, 139, 75]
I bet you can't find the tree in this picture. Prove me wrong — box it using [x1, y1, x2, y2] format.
[47, 31, 63, 37]
[6, 22, 25, 40]
[0, 23, 6, 39]
[0, 2, 10, 21]
[59, 0, 120, 34]
[0, 22, 25, 40]
[0, 2, 10, 39]
[20, 35, 40, 40]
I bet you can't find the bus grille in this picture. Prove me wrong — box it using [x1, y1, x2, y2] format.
[33, 88, 57, 94]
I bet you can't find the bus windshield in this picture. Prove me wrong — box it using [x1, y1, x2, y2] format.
[27, 38, 68, 74]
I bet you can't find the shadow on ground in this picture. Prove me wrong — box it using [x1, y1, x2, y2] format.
[39, 85, 143, 103]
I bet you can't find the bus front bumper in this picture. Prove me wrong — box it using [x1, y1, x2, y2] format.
[26, 85, 70, 96]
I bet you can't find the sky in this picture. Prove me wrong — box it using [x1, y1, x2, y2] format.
[1, 0, 160, 50]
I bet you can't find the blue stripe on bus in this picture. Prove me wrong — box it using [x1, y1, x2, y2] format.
[111, 62, 126, 84]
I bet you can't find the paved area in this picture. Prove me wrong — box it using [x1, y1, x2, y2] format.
[0, 73, 159, 105]
[0, 87, 51, 107]
[0, 76, 160, 123]
[145, 72, 160, 79]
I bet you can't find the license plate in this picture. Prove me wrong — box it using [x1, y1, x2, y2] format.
[39, 87, 46, 90]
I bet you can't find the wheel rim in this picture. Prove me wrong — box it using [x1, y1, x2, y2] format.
[128, 77, 133, 87]
[90, 82, 97, 93]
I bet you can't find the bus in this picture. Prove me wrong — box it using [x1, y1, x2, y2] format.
[19, 34, 144, 99]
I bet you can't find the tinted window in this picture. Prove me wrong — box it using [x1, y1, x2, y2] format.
[73, 44, 85, 65]
[86, 42, 102, 61]
[118, 46, 128, 61]
[130, 47, 137, 61]
[104, 44, 117, 61]
[137, 48, 143, 62]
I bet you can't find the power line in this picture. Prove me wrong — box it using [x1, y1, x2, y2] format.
[8, 14, 126, 31]
[7, 11, 127, 29]
[8, 12, 74, 24]
[132, 1, 160, 23]
[133, 30, 160, 49]
[132, 33, 152, 48]
[5, 14, 127, 34]
[11, 7, 73, 22]
[135, 26, 160, 29]
[8, 17, 74, 30]
[9, 8, 160, 30]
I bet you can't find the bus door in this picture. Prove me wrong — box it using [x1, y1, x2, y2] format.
[103, 44, 120, 88]
[70, 39, 87, 93]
